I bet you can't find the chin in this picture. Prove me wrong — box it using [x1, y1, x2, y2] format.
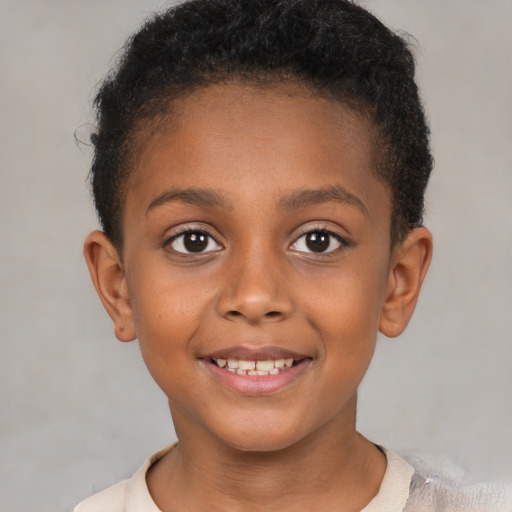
[225, 436, 301, 454]
[214, 418, 312, 454]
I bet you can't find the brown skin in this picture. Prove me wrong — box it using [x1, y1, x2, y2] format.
[84, 83, 432, 511]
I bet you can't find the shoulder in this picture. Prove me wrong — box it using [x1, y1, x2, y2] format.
[401, 452, 512, 512]
[72, 444, 176, 512]
[73, 479, 128, 512]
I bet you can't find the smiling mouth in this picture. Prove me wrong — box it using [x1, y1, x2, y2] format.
[208, 357, 302, 376]
[203, 348, 312, 394]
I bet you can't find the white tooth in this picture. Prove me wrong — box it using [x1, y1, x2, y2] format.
[269, 368, 280, 375]
[254, 370, 269, 376]
[238, 360, 256, 370]
[236, 369, 246, 375]
[227, 359, 239, 369]
[216, 358, 227, 368]
[274, 359, 285, 368]
[227, 368, 236, 373]
[256, 360, 274, 371]
[284, 358, 294, 368]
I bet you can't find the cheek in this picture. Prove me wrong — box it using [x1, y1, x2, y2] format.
[127, 277, 205, 396]
[301, 264, 389, 338]
[126, 260, 217, 352]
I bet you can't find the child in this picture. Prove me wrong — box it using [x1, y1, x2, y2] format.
[76, 0, 511, 510]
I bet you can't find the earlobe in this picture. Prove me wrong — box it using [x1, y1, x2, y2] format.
[379, 227, 433, 338]
[83, 231, 136, 342]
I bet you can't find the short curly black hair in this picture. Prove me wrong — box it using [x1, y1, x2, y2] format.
[91, 0, 432, 248]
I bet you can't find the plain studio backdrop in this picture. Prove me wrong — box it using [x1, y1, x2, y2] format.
[0, 1, 511, 511]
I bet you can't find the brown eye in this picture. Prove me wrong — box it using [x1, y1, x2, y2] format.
[290, 229, 343, 254]
[305, 232, 329, 252]
[168, 230, 221, 254]
[184, 232, 207, 252]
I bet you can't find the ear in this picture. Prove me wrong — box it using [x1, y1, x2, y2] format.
[379, 227, 433, 338]
[83, 230, 136, 342]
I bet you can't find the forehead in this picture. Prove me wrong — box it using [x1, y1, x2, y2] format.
[126, 82, 389, 220]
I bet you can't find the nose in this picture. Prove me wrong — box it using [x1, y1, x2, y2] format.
[216, 248, 293, 325]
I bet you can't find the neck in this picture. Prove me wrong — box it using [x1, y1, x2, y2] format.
[147, 397, 387, 512]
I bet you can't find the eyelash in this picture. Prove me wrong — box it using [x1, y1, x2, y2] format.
[163, 226, 349, 256]
[164, 227, 222, 255]
[290, 227, 349, 256]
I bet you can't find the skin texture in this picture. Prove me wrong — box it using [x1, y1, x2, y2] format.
[84, 83, 432, 511]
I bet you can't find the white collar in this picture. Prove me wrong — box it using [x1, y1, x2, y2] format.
[124, 444, 414, 512]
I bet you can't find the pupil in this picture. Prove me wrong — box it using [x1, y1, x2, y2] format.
[184, 232, 207, 252]
[306, 232, 329, 252]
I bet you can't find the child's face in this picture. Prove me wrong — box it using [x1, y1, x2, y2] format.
[88, 83, 429, 452]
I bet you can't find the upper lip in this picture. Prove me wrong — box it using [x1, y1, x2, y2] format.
[203, 345, 310, 361]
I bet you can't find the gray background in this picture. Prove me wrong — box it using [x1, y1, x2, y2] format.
[1, 1, 511, 511]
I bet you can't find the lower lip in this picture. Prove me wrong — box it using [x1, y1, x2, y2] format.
[202, 358, 311, 395]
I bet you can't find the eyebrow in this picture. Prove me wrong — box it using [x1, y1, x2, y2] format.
[146, 188, 230, 213]
[278, 186, 368, 216]
[146, 185, 368, 216]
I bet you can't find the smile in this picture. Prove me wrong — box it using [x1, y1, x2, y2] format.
[210, 357, 297, 376]
[202, 347, 312, 395]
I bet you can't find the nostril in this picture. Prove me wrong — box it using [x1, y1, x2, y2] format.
[225, 309, 283, 322]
